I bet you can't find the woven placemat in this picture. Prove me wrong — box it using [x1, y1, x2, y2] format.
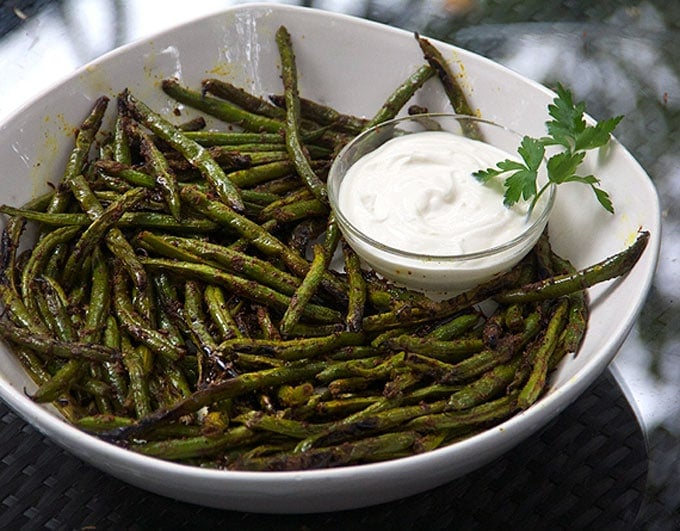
[0, 369, 647, 530]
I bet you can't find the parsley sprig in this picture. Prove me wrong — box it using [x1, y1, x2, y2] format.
[473, 84, 623, 214]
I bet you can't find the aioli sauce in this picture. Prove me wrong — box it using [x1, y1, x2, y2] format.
[338, 131, 529, 256]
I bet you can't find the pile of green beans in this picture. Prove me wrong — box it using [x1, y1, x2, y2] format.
[0, 27, 649, 470]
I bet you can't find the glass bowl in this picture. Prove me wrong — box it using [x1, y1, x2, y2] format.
[328, 114, 556, 295]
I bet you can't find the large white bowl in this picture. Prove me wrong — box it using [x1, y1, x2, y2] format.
[0, 3, 660, 513]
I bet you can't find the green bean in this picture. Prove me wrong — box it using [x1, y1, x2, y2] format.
[10, 345, 50, 386]
[293, 393, 403, 453]
[327, 376, 376, 396]
[227, 160, 296, 187]
[236, 411, 329, 439]
[446, 357, 522, 410]
[496, 231, 649, 304]
[180, 185, 285, 254]
[138, 232, 301, 296]
[277, 382, 314, 407]
[0, 283, 48, 332]
[308, 399, 448, 452]
[269, 93, 368, 135]
[151, 273, 188, 333]
[322, 212, 341, 263]
[0, 319, 119, 362]
[382, 335, 485, 362]
[254, 304, 280, 341]
[260, 199, 329, 223]
[102, 315, 129, 412]
[212, 142, 290, 153]
[34, 275, 76, 341]
[291, 396, 381, 420]
[406, 393, 518, 432]
[126, 119, 181, 219]
[161, 78, 284, 134]
[184, 130, 285, 147]
[184, 280, 217, 386]
[258, 186, 313, 218]
[47, 96, 109, 215]
[234, 430, 418, 471]
[77, 414, 134, 433]
[217, 332, 364, 362]
[455, 312, 540, 380]
[141, 257, 341, 324]
[315, 355, 383, 383]
[415, 34, 480, 138]
[31, 359, 84, 403]
[283, 322, 344, 338]
[426, 313, 480, 341]
[119, 212, 218, 232]
[518, 299, 569, 409]
[131, 425, 258, 461]
[209, 147, 292, 167]
[551, 292, 588, 370]
[112, 110, 132, 165]
[120, 334, 152, 418]
[149, 360, 182, 409]
[203, 285, 243, 341]
[276, 26, 328, 204]
[0, 205, 219, 232]
[0, 195, 47, 292]
[279, 244, 327, 336]
[364, 64, 435, 129]
[25, 272, 86, 404]
[62, 187, 148, 288]
[67, 173, 147, 291]
[112, 265, 185, 361]
[95, 160, 155, 188]
[201, 78, 288, 122]
[342, 241, 367, 333]
[252, 174, 304, 195]
[120, 89, 245, 213]
[131, 276, 156, 327]
[102, 359, 329, 441]
[362, 264, 527, 331]
[20, 225, 81, 315]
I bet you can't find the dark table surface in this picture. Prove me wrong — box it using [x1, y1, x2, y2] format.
[0, 1, 678, 529]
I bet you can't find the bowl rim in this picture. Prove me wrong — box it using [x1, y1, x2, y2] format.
[327, 113, 556, 261]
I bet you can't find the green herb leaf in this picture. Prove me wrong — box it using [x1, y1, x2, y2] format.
[473, 136, 544, 207]
[504, 168, 538, 206]
[474, 84, 621, 214]
[592, 186, 614, 214]
[545, 84, 586, 149]
[574, 115, 623, 151]
[545, 151, 585, 183]
[517, 136, 545, 172]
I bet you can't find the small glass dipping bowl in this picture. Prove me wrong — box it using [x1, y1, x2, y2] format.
[327, 114, 556, 296]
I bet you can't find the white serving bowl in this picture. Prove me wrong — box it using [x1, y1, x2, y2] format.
[0, 2, 660, 514]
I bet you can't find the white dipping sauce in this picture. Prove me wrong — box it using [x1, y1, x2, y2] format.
[338, 131, 529, 256]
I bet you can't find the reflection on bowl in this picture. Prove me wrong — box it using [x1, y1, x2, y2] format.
[328, 114, 556, 295]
